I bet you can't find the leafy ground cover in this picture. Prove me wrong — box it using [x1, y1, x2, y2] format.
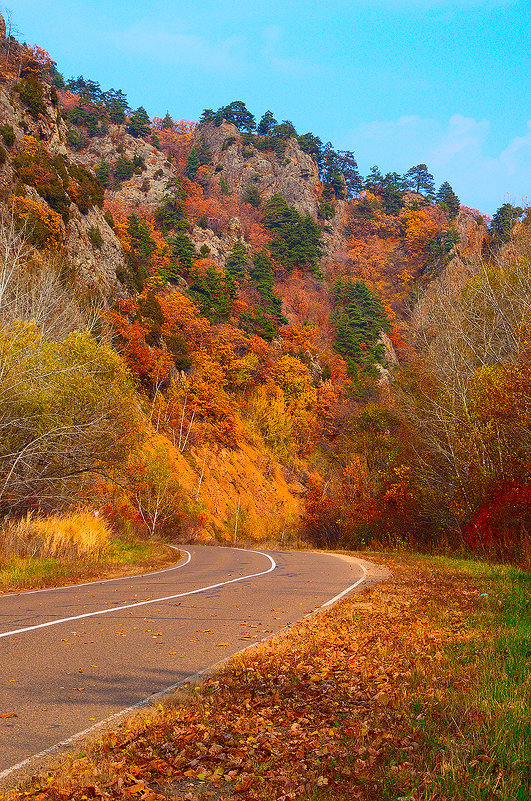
[0, 539, 177, 592]
[3, 554, 529, 800]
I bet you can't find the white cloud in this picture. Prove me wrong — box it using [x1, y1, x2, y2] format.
[348, 114, 530, 213]
[262, 26, 325, 79]
[118, 21, 246, 74]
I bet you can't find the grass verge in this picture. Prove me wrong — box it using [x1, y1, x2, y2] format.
[0, 539, 179, 593]
[2, 553, 529, 800]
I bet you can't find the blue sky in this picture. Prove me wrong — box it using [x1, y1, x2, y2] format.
[5, 0, 530, 214]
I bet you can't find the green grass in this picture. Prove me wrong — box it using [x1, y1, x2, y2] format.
[0, 539, 178, 592]
[381, 558, 531, 800]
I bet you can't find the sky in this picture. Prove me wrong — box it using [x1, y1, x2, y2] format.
[4, 0, 531, 214]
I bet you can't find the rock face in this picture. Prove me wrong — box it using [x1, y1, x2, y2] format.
[73, 128, 175, 214]
[195, 121, 320, 217]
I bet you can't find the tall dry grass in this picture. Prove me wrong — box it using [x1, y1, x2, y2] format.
[0, 511, 111, 561]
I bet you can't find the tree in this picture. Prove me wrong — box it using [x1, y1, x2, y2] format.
[363, 165, 384, 192]
[489, 202, 523, 243]
[225, 239, 249, 281]
[436, 182, 460, 218]
[185, 147, 200, 179]
[161, 112, 174, 130]
[272, 120, 297, 138]
[331, 279, 390, 376]
[263, 194, 323, 274]
[297, 132, 323, 161]
[257, 110, 277, 135]
[242, 183, 261, 207]
[220, 101, 256, 132]
[403, 164, 435, 197]
[108, 100, 126, 124]
[127, 106, 150, 138]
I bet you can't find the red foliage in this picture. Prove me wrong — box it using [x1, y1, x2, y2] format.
[465, 482, 531, 566]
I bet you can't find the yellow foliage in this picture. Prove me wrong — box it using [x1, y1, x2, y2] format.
[1, 511, 111, 560]
[12, 195, 65, 250]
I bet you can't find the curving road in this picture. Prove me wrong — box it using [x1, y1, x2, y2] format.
[0, 545, 372, 783]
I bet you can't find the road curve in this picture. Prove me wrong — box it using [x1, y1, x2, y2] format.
[0, 545, 373, 782]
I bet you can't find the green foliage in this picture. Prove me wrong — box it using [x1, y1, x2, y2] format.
[188, 266, 236, 323]
[195, 136, 212, 166]
[242, 183, 261, 207]
[0, 145, 6, 166]
[436, 181, 460, 218]
[95, 160, 111, 186]
[206, 100, 256, 132]
[154, 184, 186, 232]
[68, 162, 104, 212]
[161, 112, 174, 130]
[263, 194, 323, 274]
[403, 163, 435, 197]
[66, 128, 88, 151]
[120, 214, 157, 292]
[112, 156, 134, 183]
[219, 175, 231, 195]
[239, 307, 278, 341]
[297, 131, 323, 160]
[0, 325, 141, 514]
[0, 124, 15, 147]
[185, 147, 200, 179]
[164, 334, 192, 371]
[16, 75, 46, 119]
[249, 249, 286, 321]
[426, 226, 460, 270]
[127, 106, 150, 138]
[225, 239, 249, 281]
[168, 232, 198, 278]
[108, 100, 126, 124]
[256, 110, 276, 135]
[331, 279, 390, 376]
[104, 210, 115, 229]
[489, 203, 523, 244]
[87, 225, 103, 249]
[221, 136, 237, 151]
[67, 105, 102, 137]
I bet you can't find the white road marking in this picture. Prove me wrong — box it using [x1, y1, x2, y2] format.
[0, 545, 188, 598]
[0, 551, 374, 785]
[0, 549, 276, 640]
[320, 560, 367, 607]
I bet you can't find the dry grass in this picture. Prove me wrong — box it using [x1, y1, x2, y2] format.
[1, 511, 111, 561]
[0, 512, 178, 592]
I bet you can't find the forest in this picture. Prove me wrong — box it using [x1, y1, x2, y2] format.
[0, 28, 528, 577]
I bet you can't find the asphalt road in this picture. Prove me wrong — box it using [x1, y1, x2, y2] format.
[0, 544, 369, 782]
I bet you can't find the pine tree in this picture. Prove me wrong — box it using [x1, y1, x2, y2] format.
[403, 164, 435, 197]
[127, 107, 150, 138]
[161, 112, 173, 130]
[185, 147, 200, 179]
[257, 110, 277, 135]
[225, 240, 249, 281]
[436, 182, 460, 218]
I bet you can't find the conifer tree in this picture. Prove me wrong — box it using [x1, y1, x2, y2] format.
[436, 182, 460, 218]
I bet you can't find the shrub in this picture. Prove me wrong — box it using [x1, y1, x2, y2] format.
[16, 75, 46, 119]
[0, 124, 15, 147]
[88, 225, 103, 249]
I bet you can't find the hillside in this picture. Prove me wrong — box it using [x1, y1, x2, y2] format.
[0, 18, 529, 567]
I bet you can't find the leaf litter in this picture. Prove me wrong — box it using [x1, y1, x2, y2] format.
[1, 556, 514, 801]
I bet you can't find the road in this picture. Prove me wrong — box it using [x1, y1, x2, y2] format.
[0, 544, 372, 783]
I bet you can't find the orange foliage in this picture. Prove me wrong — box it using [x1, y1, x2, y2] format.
[12, 195, 65, 250]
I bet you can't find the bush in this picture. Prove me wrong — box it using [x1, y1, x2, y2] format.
[88, 225, 103, 249]
[16, 75, 46, 119]
[0, 124, 15, 147]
